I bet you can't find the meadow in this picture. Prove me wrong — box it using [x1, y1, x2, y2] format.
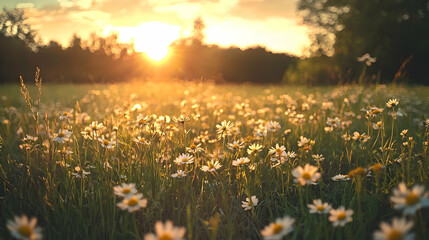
[0, 81, 428, 240]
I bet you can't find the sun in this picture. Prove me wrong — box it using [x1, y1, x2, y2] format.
[130, 22, 181, 61]
[144, 45, 169, 61]
[105, 22, 181, 61]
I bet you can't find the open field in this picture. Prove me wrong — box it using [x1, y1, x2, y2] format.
[0, 82, 428, 239]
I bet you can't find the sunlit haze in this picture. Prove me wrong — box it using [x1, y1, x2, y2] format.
[2, 0, 310, 56]
[104, 22, 181, 61]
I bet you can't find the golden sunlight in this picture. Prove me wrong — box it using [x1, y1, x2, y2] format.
[105, 22, 181, 61]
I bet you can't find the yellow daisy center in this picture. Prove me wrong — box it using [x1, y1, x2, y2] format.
[272, 223, 283, 234]
[405, 192, 420, 206]
[302, 172, 312, 180]
[190, 144, 196, 149]
[207, 162, 215, 169]
[57, 132, 65, 137]
[276, 148, 282, 154]
[181, 158, 189, 163]
[387, 230, 403, 240]
[17, 225, 33, 238]
[127, 197, 139, 207]
[103, 140, 110, 145]
[337, 212, 346, 221]
[159, 233, 173, 240]
[316, 206, 325, 211]
[122, 188, 131, 194]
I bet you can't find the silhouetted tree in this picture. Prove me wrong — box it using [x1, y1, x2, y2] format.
[192, 17, 206, 44]
[0, 8, 38, 82]
[0, 8, 38, 49]
[69, 34, 83, 50]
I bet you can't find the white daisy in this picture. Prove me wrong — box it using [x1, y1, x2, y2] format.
[390, 182, 429, 215]
[227, 140, 245, 151]
[266, 121, 281, 132]
[373, 217, 414, 240]
[7, 215, 42, 240]
[201, 160, 222, 172]
[386, 99, 399, 108]
[247, 143, 263, 155]
[308, 199, 331, 214]
[216, 120, 234, 138]
[71, 166, 90, 178]
[312, 154, 325, 162]
[268, 144, 286, 158]
[113, 183, 137, 199]
[117, 193, 148, 212]
[171, 170, 187, 178]
[232, 157, 250, 167]
[174, 153, 194, 165]
[260, 216, 295, 240]
[329, 206, 353, 227]
[241, 196, 258, 211]
[52, 129, 72, 143]
[98, 136, 115, 149]
[144, 220, 186, 240]
[331, 174, 351, 181]
[292, 164, 321, 186]
[133, 136, 150, 145]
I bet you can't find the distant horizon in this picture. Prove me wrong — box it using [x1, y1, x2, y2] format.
[1, 0, 310, 57]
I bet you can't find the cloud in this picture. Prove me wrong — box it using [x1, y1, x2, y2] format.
[230, 0, 297, 20]
[57, 0, 95, 9]
[151, 0, 240, 20]
[16, 2, 35, 8]
[154, 2, 202, 20]
[23, 2, 110, 45]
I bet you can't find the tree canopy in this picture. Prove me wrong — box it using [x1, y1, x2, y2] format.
[298, 0, 429, 83]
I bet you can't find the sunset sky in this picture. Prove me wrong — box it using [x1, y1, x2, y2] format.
[2, 0, 310, 56]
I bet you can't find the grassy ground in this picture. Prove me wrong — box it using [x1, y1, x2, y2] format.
[0, 82, 428, 239]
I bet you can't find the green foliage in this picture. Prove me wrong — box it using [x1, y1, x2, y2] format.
[283, 56, 342, 85]
[0, 8, 38, 49]
[298, 0, 429, 83]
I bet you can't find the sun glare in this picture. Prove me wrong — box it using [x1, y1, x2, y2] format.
[105, 22, 181, 61]
[144, 45, 169, 61]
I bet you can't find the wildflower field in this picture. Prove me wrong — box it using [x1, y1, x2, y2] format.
[0, 81, 428, 240]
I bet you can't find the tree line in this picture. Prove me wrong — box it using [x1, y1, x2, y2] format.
[1, 3, 428, 85]
[0, 10, 296, 84]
